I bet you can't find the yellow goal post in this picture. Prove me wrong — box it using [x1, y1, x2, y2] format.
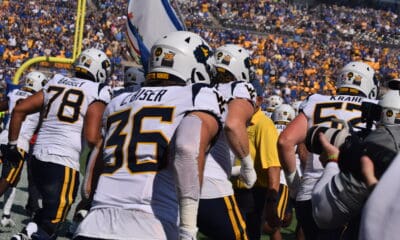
[12, 0, 87, 85]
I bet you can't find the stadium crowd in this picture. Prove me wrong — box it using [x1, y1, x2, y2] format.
[0, 0, 128, 89]
[0, 1, 400, 240]
[180, 0, 400, 103]
[1, 0, 400, 101]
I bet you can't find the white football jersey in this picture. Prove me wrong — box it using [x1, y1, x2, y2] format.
[201, 81, 256, 199]
[33, 74, 112, 171]
[297, 93, 377, 201]
[0, 89, 40, 152]
[92, 84, 223, 224]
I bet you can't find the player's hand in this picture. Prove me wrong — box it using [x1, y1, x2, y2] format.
[179, 227, 197, 240]
[2, 143, 22, 168]
[239, 155, 257, 188]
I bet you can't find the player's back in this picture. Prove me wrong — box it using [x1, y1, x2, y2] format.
[0, 89, 39, 152]
[34, 74, 111, 170]
[93, 84, 222, 223]
[298, 93, 377, 201]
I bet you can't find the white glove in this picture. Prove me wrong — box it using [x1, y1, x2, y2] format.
[179, 227, 197, 240]
[239, 154, 257, 188]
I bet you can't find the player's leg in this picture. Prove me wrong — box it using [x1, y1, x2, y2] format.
[13, 157, 80, 239]
[198, 195, 248, 240]
[25, 153, 41, 218]
[0, 149, 26, 227]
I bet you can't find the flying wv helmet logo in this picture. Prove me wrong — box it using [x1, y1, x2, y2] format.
[194, 44, 211, 64]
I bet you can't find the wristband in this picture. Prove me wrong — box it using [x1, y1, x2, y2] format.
[327, 154, 338, 162]
[8, 140, 18, 145]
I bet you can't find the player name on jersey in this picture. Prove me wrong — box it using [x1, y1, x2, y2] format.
[120, 88, 168, 105]
[329, 95, 364, 103]
[57, 77, 86, 87]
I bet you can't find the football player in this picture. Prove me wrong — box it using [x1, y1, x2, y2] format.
[315, 88, 400, 239]
[73, 31, 223, 240]
[278, 61, 378, 239]
[264, 95, 283, 118]
[263, 104, 297, 240]
[198, 44, 257, 240]
[8, 48, 113, 240]
[231, 79, 281, 240]
[112, 66, 145, 96]
[0, 71, 48, 228]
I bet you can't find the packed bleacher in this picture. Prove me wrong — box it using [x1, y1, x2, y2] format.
[178, 0, 400, 102]
[1, 0, 400, 102]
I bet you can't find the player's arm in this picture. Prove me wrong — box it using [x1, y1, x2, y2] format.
[225, 98, 257, 188]
[84, 101, 107, 149]
[257, 120, 281, 227]
[9, 91, 44, 142]
[81, 139, 104, 200]
[224, 98, 254, 158]
[278, 112, 307, 173]
[277, 112, 307, 189]
[172, 111, 220, 239]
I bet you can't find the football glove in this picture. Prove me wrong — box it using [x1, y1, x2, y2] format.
[239, 154, 257, 188]
[2, 143, 22, 168]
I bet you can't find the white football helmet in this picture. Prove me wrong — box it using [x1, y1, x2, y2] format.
[214, 44, 254, 82]
[23, 71, 48, 92]
[378, 90, 400, 125]
[124, 67, 145, 87]
[272, 104, 296, 123]
[337, 61, 378, 99]
[74, 48, 112, 83]
[265, 95, 283, 112]
[291, 100, 302, 116]
[148, 31, 214, 85]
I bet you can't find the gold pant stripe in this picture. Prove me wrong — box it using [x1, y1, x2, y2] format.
[231, 196, 248, 240]
[51, 167, 71, 224]
[224, 196, 241, 239]
[10, 160, 24, 183]
[6, 149, 26, 183]
[277, 185, 289, 219]
[62, 168, 77, 221]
